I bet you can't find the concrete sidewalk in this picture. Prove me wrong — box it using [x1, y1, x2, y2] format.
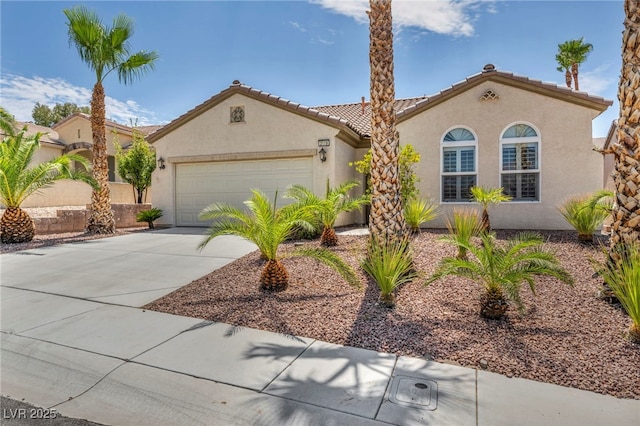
[1, 229, 639, 425]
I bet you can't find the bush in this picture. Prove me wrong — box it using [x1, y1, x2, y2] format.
[404, 197, 438, 234]
[136, 208, 163, 229]
[593, 244, 640, 343]
[361, 237, 417, 308]
[559, 193, 611, 243]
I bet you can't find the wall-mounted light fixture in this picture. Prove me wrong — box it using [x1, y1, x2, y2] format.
[318, 147, 327, 162]
[157, 157, 166, 170]
[318, 139, 330, 162]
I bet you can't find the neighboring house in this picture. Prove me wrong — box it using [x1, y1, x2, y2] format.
[3, 114, 159, 207]
[147, 64, 612, 230]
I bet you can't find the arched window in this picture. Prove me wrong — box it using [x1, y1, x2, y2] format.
[441, 127, 477, 202]
[500, 123, 540, 201]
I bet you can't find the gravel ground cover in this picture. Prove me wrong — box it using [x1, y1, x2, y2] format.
[144, 229, 640, 400]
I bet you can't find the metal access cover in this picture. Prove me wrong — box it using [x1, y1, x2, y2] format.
[388, 375, 438, 410]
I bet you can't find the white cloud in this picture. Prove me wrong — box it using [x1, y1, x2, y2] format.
[580, 64, 616, 96]
[310, 0, 491, 37]
[289, 21, 307, 32]
[0, 73, 160, 126]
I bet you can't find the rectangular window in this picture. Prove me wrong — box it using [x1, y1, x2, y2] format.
[501, 143, 539, 201]
[442, 147, 476, 202]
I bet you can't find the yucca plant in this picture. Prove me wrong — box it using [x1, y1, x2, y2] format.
[592, 243, 640, 343]
[285, 179, 369, 246]
[441, 208, 482, 259]
[470, 186, 511, 232]
[559, 193, 611, 243]
[198, 189, 359, 292]
[0, 118, 96, 244]
[361, 237, 417, 308]
[427, 232, 573, 319]
[136, 207, 163, 229]
[404, 196, 438, 234]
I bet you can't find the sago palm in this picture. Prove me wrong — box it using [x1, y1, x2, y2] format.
[593, 243, 640, 343]
[427, 232, 573, 319]
[0, 126, 95, 244]
[285, 179, 369, 246]
[198, 189, 359, 292]
[64, 5, 158, 234]
[470, 186, 511, 233]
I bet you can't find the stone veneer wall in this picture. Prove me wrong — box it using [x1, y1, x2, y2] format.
[34, 204, 152, 234]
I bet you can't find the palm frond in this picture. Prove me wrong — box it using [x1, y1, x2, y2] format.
[291, 246, 361, 289]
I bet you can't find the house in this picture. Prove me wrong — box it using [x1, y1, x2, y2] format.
[147, 65, 612, 230]
[8, 114, 159, 207]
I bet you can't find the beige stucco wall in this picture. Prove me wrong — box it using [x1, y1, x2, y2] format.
[398, 80, 604, 230]
[151, 93, 350, 226]
[19, 182, 151, 208]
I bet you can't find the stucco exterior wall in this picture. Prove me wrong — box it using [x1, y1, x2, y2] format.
[151, 93, 346, 226]
[19, 182, 151, 208]
[398, 81, 603, 230]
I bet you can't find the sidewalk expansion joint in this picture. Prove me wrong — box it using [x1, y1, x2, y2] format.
[258, 338, 317, 393]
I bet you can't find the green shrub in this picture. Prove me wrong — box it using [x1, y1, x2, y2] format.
[442, 208, 482, 259]
[404, 197, 438, 234]
[136, 208, 163, 229]
[361, 237, 417, 308]
[559, 193, 611, 243]
[592, 244, 640, 343]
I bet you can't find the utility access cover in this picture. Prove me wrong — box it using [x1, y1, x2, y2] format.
[389, 375, 438, 410]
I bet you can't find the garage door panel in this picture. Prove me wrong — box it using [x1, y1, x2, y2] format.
[175, 158, 313, 226]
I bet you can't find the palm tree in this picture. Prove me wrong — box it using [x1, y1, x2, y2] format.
[0, 107, 16, 136]
[0, 123, 96, 244]
[285, 179, 369, 246]
[426, 232, 573, 319]
[555, 50, 574, 89]
[470, 186, 511, 233]
[64, 6, 158, 234]
[556, 38, 593, 91]
[609, 0, 640, 252]
[368, 0, 407, 241]
[198, 189, 359, 292]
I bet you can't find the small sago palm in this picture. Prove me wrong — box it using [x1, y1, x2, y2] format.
[592, 243, 640, 343]
[136, 207, 163, 229]
[404, 196, 438, 234]
[285, 179, 369, 246]
[470, 186, 511, 232]
[0, 125, 95, 244]
[426, 232, 573, 319]
[361, 237, 417, 308]
[198, 189, 359, 292]
[559, 194, 611, 243]
[442, 208, 482, 259]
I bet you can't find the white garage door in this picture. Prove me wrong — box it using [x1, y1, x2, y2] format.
[175, 158, 313, 226]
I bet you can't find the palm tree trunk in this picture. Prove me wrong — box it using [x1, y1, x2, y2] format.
[565, 70, 572, 89]
[368, 0, 407, 241]
[610, 0, 640, 250]
[87, 81, 116, 234]
[0, 207, 35, 244]
[571, 62, 580, 91]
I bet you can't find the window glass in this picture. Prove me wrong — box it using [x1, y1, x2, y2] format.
[441, 128, 476, 202]
[500, 124, 540, 201]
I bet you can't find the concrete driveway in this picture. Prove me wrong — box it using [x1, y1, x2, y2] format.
[0, 227, 256, 307]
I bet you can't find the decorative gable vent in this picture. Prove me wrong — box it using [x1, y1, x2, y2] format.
[480, 90, 499, 101]
[230, 106, 245, 123]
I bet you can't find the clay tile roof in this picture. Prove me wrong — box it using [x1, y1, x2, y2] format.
[12, 122, 65, 146]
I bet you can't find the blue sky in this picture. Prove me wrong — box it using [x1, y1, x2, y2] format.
[0, 1, 623, 137]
